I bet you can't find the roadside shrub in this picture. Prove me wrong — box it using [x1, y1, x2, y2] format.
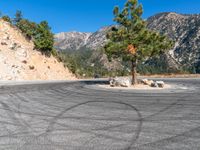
[17, 19, 54, 55]
[17, 19, 37, 40]
[51, 48, 58, 57]
[1, 15, 12, 23]
[34, 21, 54, 54]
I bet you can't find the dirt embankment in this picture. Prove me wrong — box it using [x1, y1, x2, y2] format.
[0, 19, 76, 81]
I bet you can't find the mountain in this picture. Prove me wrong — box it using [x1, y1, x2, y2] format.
[54, 32, 92, 50]
[54, 26, 111, 51]
[0, 19, 75, 80]
[55, 12, 200, 73]
[147, 12, 200, 72]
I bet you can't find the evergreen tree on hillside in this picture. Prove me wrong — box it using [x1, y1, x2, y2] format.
[13, 10, 23, 24]
[34, 21, 54, 53]
[17, 19, 37, 40]
[17, 19, 54, 54]
[104, 0, 174, 84]
[0, 11, 54, 55]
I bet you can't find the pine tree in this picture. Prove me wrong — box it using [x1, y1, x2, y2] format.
[34, 21, 54, 54]
[104, 0, 174, 85]
[14, 10, 23, 25]
[17, 19, 54, 54]
[16, 19, 37, 40]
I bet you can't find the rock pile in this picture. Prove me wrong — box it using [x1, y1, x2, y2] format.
[109, 77, 165, 88]
[141, 79, 165, 88]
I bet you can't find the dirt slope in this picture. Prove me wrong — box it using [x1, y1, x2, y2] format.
[0, 19, 75, 81]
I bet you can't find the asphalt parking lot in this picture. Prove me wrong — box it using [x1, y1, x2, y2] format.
[0, 78, 200, 150]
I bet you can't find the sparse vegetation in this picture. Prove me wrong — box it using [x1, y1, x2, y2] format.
[0, 10, 54, 55]
[57, 47, 195, 78]
[33, 21, 54, 54]
[57, 48, 128, 78]
[58, 49, 99, 78]
[1, 15, 12, 23]
[16, 19, 37, 40]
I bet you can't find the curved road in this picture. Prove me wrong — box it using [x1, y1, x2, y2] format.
[0, 78, 200, 150]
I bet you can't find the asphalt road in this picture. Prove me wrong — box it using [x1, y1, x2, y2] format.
[0, 78, 200, 150]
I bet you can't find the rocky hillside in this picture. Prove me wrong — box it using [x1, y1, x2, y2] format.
[55, 12, 200, 73]
[0, 19, 75, 80]
[55, 26, 111, 51]
[147, 12, 200, 71]
[55, 32, 92, 50]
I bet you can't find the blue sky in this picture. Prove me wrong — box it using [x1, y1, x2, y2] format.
[0, 0, 200, 33]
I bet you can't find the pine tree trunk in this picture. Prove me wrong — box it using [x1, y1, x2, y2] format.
[131, 60, 137, 85]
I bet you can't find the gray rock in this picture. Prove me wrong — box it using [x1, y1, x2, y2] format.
[156, 81, 165, 88]
[141, 79, 148, 85]
[1, 40, 8, 45]
[110, 77, 131, 87]
[151, 82, 158, 88]
[16, 48, 28, 58]
[141, 79, 154, 86]
[9, 43, 18, 50]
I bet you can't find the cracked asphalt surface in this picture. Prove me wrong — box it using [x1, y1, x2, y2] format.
[0, 78, 200, 150]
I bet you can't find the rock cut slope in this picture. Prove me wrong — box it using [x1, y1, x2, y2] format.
[0, 19, 75, 80]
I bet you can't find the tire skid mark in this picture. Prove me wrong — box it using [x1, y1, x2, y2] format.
[0, 101, 31, 147]
[43, 100, 143, 150]
[143, 95, 191, 121]
[133, 125, 200, 149]
[0, 80, 199, 149]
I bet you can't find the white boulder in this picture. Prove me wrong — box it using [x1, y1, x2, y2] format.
[156, 81, 165, 88]
[141, 79, 154, 86]
[141, 79, 148, 85]
[151, 82, 158, 88]
[110, 77, 131, 87]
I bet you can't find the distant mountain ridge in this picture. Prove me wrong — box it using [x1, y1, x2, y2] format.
[54, 32, 92, 50]
[55, 12, 200, 73]
[54, 26, 111, 50]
